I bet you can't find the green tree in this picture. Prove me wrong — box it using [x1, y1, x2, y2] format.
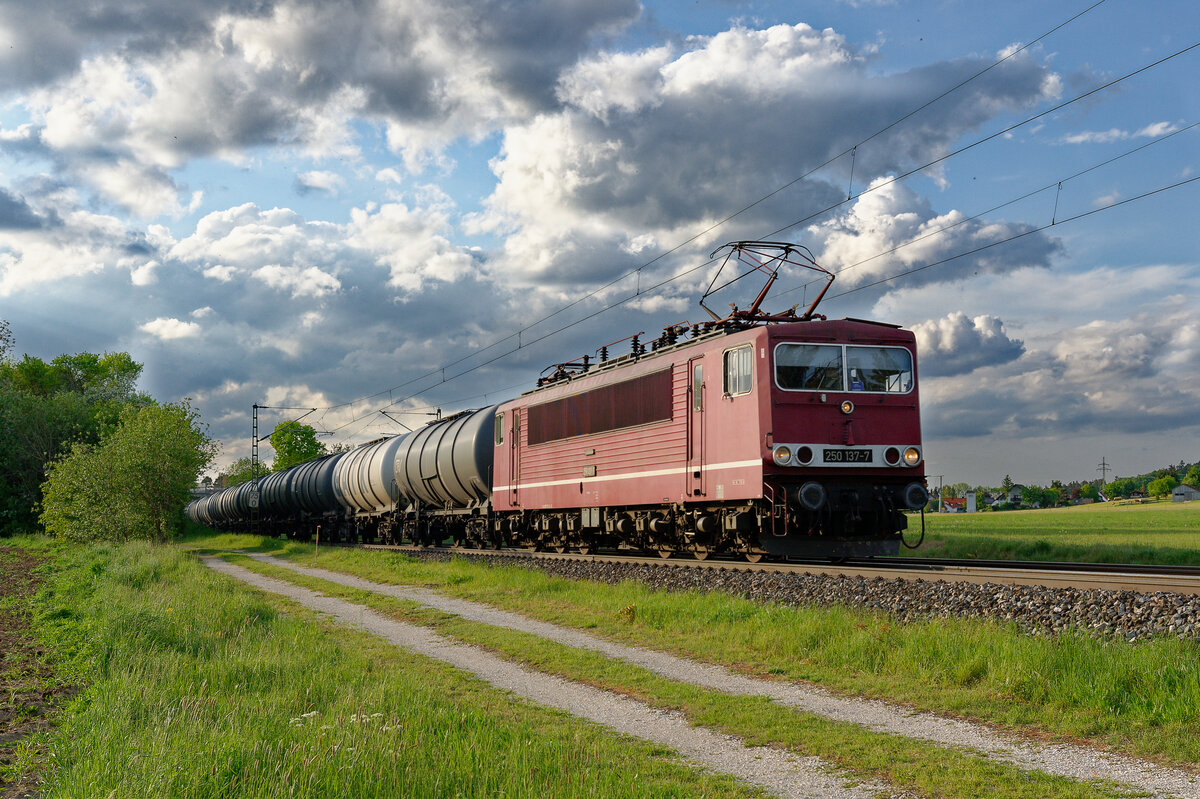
[0, 332, 149, 535]
[41, 401, 216, 542]
[269, 421, 326, 471]
[1103, 477, 1136, 498]
[1184, 465, 1200, 488]
[216, 457, 260, 487]
[941, 482, 970, 499]
[0, 381, 93, 534]
[1001, 474, 1014, 496]
[0, 319, 12, 360]
[1079, 483, 1099, 501]
[1146, 475, 1179, 498]
[1020, 485, 1053, 507]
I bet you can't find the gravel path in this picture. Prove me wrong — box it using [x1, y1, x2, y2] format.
[243, 552, 1199, 799]
[202, 557, 894, 799]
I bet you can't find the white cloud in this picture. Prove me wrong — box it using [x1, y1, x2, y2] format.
[803, 178, 1058, 290]
[375, 168, 405, 184]
[140, 316, 201, 339]
[476, 24, 1061, 289]
[203, 264, 237, 282]
[8, 0, 640, 216]
[252, 264, 341, 298]
[0, 205, 132, 297]
[296, 170, 346, 195]
[130, 260, 159, 286]
[903, 281, 1200, 441]
[1060, 121, 1180, 145]
[912, 312, 1024, 377]
[171, 203, 342, 270]
[347, 201, 476, 292]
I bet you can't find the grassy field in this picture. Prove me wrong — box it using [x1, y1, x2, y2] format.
[7, 537, 763, 799]
[907, 500, 1200, 564]
[9, 528, 1199, 797]
[226, 552, 1139, 799]
[188, 533, 1200, 770]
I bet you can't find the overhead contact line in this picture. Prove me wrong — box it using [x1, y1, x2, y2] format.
[312, 1, 1115, 426]
[776, 120, 1200, 300]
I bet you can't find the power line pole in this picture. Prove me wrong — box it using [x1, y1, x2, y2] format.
[928, 475, 943, 512]
[1096, 457, 1111, 485]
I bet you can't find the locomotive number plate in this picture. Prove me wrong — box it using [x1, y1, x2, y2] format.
[823, 448, 872, 463]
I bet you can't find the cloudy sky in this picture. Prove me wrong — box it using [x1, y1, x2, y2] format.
[2, 0, 1197, 487]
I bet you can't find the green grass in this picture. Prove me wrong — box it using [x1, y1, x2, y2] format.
[17, 537, 767, 799]
[229, 553, 1145, 799]
[187, 533, 1200, 769]
[908, 501, 1200, 564]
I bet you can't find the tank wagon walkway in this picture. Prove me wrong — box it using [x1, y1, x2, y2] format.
[206, 553, 1199, 799]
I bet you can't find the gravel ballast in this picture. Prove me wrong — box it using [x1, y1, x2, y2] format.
[203, 557, 895, 799]
[245, 553, 1200, 799]
[413, 550, 1200, 642]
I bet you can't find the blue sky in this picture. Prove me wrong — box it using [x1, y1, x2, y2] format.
[1, 0, 1197, 487]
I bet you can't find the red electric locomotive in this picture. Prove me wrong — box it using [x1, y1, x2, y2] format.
[490, 241, 928, 560]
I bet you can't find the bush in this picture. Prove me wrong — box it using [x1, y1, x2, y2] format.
[41, 401, 216, 542]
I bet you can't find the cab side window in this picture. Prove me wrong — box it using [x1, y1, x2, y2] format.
[723, 346, 752, 396]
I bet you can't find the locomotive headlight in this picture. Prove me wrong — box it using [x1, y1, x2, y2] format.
[772, 445, 793, 466]
[903, 446, 922, 466]
[840, 400, 854, 414]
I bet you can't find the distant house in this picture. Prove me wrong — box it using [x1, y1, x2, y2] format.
[1173, 484, 1200, 503]
[941, 497, 967, 513]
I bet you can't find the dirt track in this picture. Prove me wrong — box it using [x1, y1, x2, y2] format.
[0, 547, 61, 799]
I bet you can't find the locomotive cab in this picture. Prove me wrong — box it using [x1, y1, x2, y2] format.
[761, 320, 928, 554]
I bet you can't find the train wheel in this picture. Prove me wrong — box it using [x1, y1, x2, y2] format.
[744, 552, 766, 563]
[691, 547, 711, 561]
[655, 549, 673, 559]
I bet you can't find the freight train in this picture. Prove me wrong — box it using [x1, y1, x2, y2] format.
[188, 242, 929, 560]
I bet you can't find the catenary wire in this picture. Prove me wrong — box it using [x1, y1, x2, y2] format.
[318, 41, 1199, 441]
[321, 158, 1200, 447]
[759, 39, 1200, 242]
[828, 174, 1200, 300]
[313, 0, 1113, 416]
[774, 120, 1200, 300]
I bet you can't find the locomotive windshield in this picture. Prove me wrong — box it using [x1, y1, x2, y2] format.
[775, 343, 913, 393]
[847, 346, 913, 392]
[774, 344, 842, 390]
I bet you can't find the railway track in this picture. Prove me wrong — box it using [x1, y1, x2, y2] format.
[358, 544, 1200, 596]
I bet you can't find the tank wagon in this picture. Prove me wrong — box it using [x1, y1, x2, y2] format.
[188, 241, 928, 560]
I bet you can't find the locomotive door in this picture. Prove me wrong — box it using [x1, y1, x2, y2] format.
[687, 358, 705, 497]
[508, 409, 520, 506]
